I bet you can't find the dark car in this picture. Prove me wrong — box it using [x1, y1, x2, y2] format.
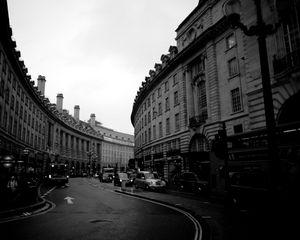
[114, 172, 130, 186]
[176, 172, 209, 194]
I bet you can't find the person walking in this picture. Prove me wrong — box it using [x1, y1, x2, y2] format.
[7, 175, 18, 193]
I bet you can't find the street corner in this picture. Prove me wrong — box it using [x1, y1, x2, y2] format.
[0, 198, 54, 223]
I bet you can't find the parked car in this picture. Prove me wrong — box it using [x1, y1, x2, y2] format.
[175, 172, 209, 194]
[134, 171, 166, 191]
[99, 168, 114, 182]
[114, 172, 130, 186]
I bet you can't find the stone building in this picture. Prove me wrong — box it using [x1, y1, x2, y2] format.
[88, 113, 134, 171]
[0, 0, 134, 182]
[131, 0, 300, 194]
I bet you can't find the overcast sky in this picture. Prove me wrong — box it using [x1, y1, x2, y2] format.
[7, 0, 198, 135]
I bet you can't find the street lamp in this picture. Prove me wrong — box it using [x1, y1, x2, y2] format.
[87, 151, 92, 177]
[1, 155, 15, 168]
[223, 0, 280, 191]
[23, 148, 30, 174]
[87, 150, 97, 177]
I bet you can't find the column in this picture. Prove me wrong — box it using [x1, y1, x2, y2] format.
[185, 66, 195, 119]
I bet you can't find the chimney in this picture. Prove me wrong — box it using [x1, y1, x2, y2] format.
[56, 93, 63, 111]
[90, 113, 96, 127]
[74, 105, 80, 120]
[37, 75, 46, 95]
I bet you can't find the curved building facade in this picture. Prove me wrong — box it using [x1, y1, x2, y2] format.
[131, 0, 300, 193]
[0, 0, 134, 185]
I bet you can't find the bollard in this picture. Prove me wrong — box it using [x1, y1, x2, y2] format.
[121, 181, 126, 191]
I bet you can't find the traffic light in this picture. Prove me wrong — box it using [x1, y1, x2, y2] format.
[212, 130, 228, 159]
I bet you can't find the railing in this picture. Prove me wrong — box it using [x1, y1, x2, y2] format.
[273, 49, 300, 75]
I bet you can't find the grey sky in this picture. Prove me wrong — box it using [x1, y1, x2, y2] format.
[7, 0, 198, 134]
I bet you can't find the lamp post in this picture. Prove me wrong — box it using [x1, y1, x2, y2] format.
[23, 148, 30, 174]
[223, 0, 280, 191]
[87, 150, 97, 177]
[87, 151, 92, 177]
[1, 155, 15, 169]
[92, 154, 97, 175]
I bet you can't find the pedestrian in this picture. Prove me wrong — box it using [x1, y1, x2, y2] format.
[7, 175, 18, 192]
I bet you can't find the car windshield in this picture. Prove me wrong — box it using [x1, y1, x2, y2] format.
[118, 173, 128, 179]
[103, 168, 114, 174]
[144, 173, 158, 179]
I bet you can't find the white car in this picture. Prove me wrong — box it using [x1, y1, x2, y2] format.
[134, 171, 166, 191]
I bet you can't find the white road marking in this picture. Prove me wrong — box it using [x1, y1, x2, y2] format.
[115, 192, 203, 240]
[64, 196, 74, 204]
[41, 186, 56, 197]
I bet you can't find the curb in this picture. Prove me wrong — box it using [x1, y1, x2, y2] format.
[115, 189, 211, 240]
[0, 197, 47, 219]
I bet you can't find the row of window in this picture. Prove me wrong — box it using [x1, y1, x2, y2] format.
[135, 113, 180, 148]
[136, 91, 180, 134]
[0, 104, 45, 149]
[135, 72, 180, 124]
[0, 50, 47, 150]
[138, 138, 181, 161]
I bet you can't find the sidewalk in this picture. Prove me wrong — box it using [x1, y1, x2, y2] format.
[0, 184, 46, 220]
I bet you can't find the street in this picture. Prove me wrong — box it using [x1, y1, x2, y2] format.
[0, 178, 197, 240]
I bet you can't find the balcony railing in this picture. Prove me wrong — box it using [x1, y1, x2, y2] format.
[189, 111, 208, 129]
[273, 49, 300, 76]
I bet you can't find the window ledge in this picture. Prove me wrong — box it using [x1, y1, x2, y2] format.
[228, 73, 240, 80]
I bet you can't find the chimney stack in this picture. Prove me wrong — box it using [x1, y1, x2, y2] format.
[56, 93, 63, 112]
[90, 113, 96, 127]
[74, 105, 80, 120]
[37, 75, 46, 95]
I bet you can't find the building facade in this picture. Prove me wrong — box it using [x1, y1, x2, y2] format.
[0, 0, 134, 187]
[89, 114, 134, 171]
[131, 0, 300, 193]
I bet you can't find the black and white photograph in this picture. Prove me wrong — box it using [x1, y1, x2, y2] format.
[0, 0, 299, 239]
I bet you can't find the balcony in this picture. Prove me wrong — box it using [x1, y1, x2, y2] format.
[189, 111, 208, 129]
[273, 49, 300, 76]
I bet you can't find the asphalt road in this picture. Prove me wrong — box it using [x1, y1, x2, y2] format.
[1, 178, 196, 240]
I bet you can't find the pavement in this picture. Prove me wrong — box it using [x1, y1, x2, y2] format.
[0, 178, 298, 240]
